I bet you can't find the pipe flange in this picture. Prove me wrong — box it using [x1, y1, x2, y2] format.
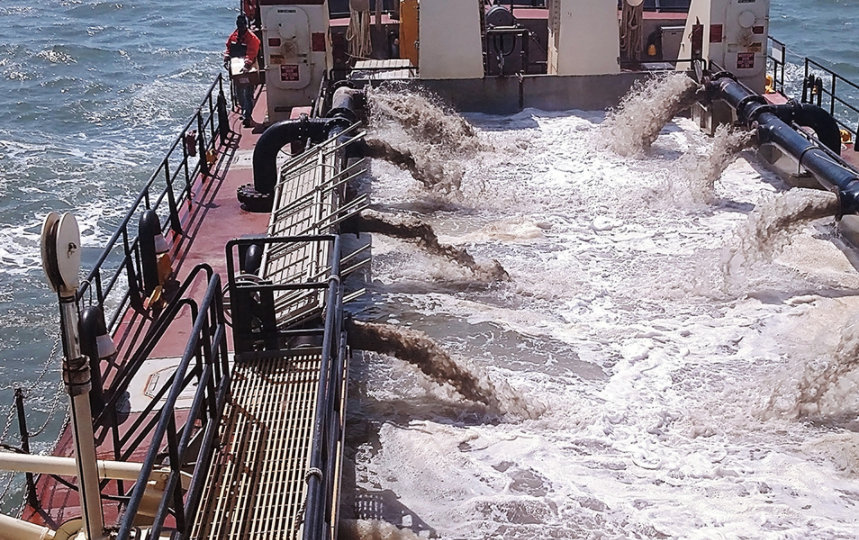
[332, 80, 356, 91]
[735, 94, 769, 124]
[709, 70, 737, 82]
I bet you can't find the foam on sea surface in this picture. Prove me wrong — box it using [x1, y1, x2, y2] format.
[346, 101, 859, 538]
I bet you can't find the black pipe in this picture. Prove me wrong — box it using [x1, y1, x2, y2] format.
[707, 74, 859, 216]
[791, 102, 842, 154]
[326, 85, 362, 126]
[252, 85, 360, 195]
[251, 117, 336, 194]
[242, 242, 264, 274]
[240, 87, 362, 212]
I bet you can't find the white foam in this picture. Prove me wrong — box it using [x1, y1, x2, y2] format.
[350, 104, 859, 537]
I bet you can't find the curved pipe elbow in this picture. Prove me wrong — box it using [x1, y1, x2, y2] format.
[251, 88, 364, 195]
[793, 102, 842, 155]
[251, 118, 331, 194]
[836, 178, 859, 217]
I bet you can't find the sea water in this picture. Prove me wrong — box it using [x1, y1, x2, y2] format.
[342, 81, 859, 537]
[0, 0, 232, 511]
[1, 1, 859, 536]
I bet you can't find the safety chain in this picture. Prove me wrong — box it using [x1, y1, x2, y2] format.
[0, 331, 63, 445]
[0, 402, 17, 445]
[0, 470, 16, 506]
[29, 380, 67, 438]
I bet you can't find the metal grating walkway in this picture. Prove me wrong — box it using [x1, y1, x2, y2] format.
[191, 349, 322, 539]
[191, 127, 365, 540]
[261, 130, 368, 328]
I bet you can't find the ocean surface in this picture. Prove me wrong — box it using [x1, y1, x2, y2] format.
[1, 0, 858, 536]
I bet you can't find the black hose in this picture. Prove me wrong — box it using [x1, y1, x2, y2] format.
[708, 73, 857, 215]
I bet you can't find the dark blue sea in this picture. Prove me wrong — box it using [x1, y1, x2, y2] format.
[1, 0, 858, 534]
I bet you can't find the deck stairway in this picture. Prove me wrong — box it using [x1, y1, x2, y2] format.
[190, 128, 368, 540]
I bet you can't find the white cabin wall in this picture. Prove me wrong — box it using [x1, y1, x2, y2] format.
[418, 0, 484, 79]
[548, 0, 620, 76]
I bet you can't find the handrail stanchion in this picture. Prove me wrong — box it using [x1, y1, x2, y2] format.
[218, 84, 231, 141]
[198, 113, 210, 177]
[164, 161, 182, 235]
[14, 389, 38, 508]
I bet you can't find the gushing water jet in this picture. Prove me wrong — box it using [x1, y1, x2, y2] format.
[679, 124, 755, 204]
[767, 313, 859, 419]
[600, 72, 701, 156]
[344, 209, 509, 282]
[367, 85, 481, 150]
[364, 87, 491, 194]
[347, 320, 539, 419]
[338, 519, 423, 540]
[363, 138, 455, 192]
[722, 189, 839, 276]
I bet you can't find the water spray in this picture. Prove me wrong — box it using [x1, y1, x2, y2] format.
[347, 320, 537, 419]
[343, 209, 509, 281]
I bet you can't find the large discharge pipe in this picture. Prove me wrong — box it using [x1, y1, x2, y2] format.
[705, 72, 859, 216]
[237, 86, 363, 212]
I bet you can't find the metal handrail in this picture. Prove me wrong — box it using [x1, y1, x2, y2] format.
[225, 234, 349, 539]
[767, 36, 859, 146]
[803, 57, 859, 144]
[7, 76, 232, 514]
[302, 234, 344, 540]
[92, 265, 219, 458]
[116, 272, 230, 540]
[77, 74, 231, 333]
[767, 36, 787, 94]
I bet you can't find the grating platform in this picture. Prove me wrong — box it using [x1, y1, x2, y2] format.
[191, 349, 322, 539]
[261, 131, 368, 327]
[192, 129, 366, 539]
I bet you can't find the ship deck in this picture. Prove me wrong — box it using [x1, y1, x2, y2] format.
[24, 84, 350, 539]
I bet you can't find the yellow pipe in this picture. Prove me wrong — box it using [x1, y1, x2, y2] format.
[0, 513, 55, 540]
[0, 452, 144, 481]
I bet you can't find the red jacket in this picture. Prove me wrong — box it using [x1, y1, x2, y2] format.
[225, 29, 261, 65]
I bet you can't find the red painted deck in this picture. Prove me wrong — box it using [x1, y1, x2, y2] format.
[23, 85, 274, 531]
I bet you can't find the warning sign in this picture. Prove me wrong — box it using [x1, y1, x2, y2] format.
[280, 64, 300, 82]
[737, 52, 755, 70]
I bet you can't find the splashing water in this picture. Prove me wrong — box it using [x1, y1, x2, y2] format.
[339, 519, 423, 540]
[721, 188, 839, 278]
[363, 138, 450, 192]
[347, 320, 540, 420]
[766, 312, 859, 420]
[354, 209, 509, 281]
[366, 85, 490, 194]
[599, 71, 700, 156]
[677, 124, 756, 205]
[367, 83, 482, 150]
[352, 104, 859, 537]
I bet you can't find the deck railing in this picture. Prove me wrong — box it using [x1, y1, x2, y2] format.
[7, 74, 232, 518]
[115, 270, 230, 539]
[76, 74, 231, 335]
[768, 36, 859, 147]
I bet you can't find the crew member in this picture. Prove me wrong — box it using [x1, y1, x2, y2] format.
[224, 14, 261, 127]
